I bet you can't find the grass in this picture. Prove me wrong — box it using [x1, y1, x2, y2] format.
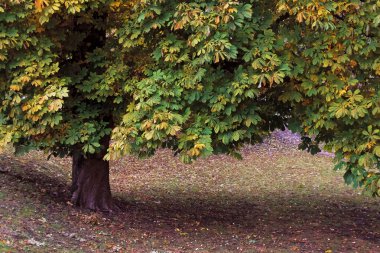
[0, 133, 379, 252]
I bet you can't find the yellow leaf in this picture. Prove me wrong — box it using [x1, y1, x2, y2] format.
[296, 12, 304, 23]
[32, 115, 40, 121]
[35, 0, 48, 12]
[32, 80, 42, 87]
[338, 89, 347, 96]
[194, 143, 205, 150]
[48, 99, 63, 111]
[22, 104, 30, 111]
[20, 76, 30, 84]
[214, 53, 220, 63]
[35, 0, 43, 11]
[156, 122, 168, 130]
[173, 21, 183, 30]
[215, 16, 220, 25]
[144, 130, 154, 140]
[228, 8, 237, 13]
[366, 141, 375, 149]
[169, 125, 181, 136]
[10, 85, 21, 91]
[188, 148, 200, 157]
[0, 54, 6, 61]
[110, 1, 121, 10]
[141, 120, 152, 130]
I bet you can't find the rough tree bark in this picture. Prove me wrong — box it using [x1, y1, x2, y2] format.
[70, 136, 114, 212]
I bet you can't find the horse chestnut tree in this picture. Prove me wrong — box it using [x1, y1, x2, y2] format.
[1, 0, 379, 211]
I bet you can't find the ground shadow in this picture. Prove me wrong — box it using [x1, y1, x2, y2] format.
[1, 154, 379, 250]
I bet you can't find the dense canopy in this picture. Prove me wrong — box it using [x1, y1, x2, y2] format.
[1, 0, 379, 210]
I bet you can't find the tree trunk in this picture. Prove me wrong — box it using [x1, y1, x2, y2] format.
[69, 11, 114, 212]
[70, 139, 114, 212]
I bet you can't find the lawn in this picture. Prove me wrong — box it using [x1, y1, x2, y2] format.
[0, 131, 379, 252]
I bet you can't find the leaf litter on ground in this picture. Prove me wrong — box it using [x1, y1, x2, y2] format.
[0, 130, 379, 252]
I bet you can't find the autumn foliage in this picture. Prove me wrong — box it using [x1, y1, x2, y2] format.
[0, 0, 379, 209]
